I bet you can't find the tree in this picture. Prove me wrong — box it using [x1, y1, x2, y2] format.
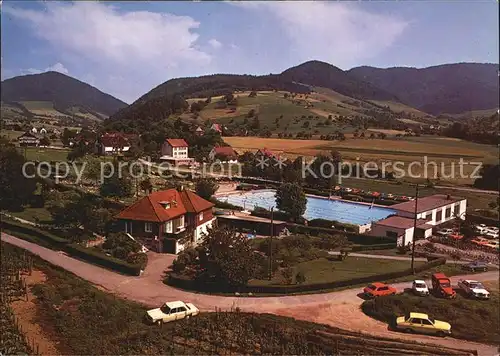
[180, 226, 262, 287]
[83, 156, 102, 185]
[275, 183, 306, 221]
[195, 178, 219, 201]
[39, 136, 51, 147]
[100, 163, 133, 198]
[473, 164, 499, 191]
[0, 141, 37, 210]
[140, 178, 153, 195]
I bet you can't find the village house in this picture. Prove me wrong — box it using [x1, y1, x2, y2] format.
[95, 132, 136, 155]
[210, 123, 223, 134]
[208, 146, 239, 163]
[17, 131, 40, 147]
[255, 148, 276, 160]
[160, 138, 194, 166]
[194, 126, 204, 136]
[115, 187, 215, 254]
[371, 194, 467, 246]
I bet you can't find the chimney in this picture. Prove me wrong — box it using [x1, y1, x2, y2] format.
[178, 185, 184, 192]
[446, 194, 451, 200]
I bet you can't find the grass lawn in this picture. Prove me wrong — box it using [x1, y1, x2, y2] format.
[9, 207, 53, 224]
[16, 147, 71, 162]
[250, 257, 426, 286]
[361, 290, 500, 345]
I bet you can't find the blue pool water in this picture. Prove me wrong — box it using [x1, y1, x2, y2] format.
[220, 190, 395, 225]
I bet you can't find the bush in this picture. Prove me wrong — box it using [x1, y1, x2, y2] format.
[65, 243, 142, 276]
[211, 198, 243, 211]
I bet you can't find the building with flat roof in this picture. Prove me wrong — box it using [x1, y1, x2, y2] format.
[391, 194, 466, 225]
[370, 194, 467, 246]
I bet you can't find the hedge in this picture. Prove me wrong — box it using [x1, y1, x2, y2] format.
[308, 218, 357, 233]
[350, 243, 395, 252]
[65, 243, 142, 276]
[1, 218, 68, 248]
[1, 218, 142, 276]
[167, 257, 447, 295]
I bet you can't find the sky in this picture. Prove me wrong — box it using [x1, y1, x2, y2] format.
[1, 1, 498, 104]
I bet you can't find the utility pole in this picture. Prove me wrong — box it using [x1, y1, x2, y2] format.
[411, 184, 419, 274]
[268, 207, 274, 280]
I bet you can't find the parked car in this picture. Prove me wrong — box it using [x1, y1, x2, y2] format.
[145, 301, 199, 325]
[457, 280, 490, 300]
[412, 280, 430, 296]
[395, 312, 452, 336]
[437, 228, 454, 237]
[363, 282, 397, 298]
[474, 224, 488, 234]
[431, 273, 456, 299]
[485, 231, 499, 239]
[462, 261, 489, 272]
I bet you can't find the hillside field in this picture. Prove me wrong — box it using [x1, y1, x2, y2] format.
[181, 89, 423, 135]
[224, 135, 497, 185]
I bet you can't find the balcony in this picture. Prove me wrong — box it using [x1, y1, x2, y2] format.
[175, 225, 186, 233]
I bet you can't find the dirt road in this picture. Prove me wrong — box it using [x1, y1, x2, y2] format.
[2, 233, 498, 356]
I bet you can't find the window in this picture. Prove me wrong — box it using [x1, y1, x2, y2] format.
[145, 222, 153, 232]
[170, 308, 177, 314]
[179, 215, 185, 227]
[379, 286, 388, 291]
[386, 231, 398, 238]
[445, 207, 451, 218]
[178, 307, 187, 312]
[409, 318, 421, 324]
[165, 220, 173, 233]
[436, 210, 443, 222]
[199, 212, 204, 221]
[454, 204, 460, 216]
[421, 319, 433, 326]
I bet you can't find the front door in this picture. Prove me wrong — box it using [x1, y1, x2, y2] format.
[163, 238, 176, 254]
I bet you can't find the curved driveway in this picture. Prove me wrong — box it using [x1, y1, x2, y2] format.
[2, 233, 498, 356]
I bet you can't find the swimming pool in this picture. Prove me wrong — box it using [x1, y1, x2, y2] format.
[219, 190, 396, 225]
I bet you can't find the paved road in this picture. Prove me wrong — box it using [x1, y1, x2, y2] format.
[2, 233, 498, 356]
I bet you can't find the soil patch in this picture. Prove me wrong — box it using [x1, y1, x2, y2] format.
[9, 270, 61, 355]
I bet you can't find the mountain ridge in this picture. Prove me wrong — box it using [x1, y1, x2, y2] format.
[1, 71, 127, 118]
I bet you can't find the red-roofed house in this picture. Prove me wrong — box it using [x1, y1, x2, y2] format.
[208, 146, 239, 162]
[115, 188, 215, 253]
[210, 123, 223, 134]
[255, 148, 276, 159]
[160, 138, 194, 166]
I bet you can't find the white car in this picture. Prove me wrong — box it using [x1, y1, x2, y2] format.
[474, 224, 488, 234]
[412, 280, 430, 296]
[146, 301, 199, 325]
[457, 280, 490, 300]
[437, 228, 454, 236]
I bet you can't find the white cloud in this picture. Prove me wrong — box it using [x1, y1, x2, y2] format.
[4, 2, 213, 103]
[233, 1, 408, 69]
[24, 62, 69, 75]
[208, 38, 222, 49]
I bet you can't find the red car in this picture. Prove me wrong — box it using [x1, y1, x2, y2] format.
[363, 282, 397, 298]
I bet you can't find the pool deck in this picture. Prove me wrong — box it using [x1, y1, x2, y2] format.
[215, 188, 394, 209]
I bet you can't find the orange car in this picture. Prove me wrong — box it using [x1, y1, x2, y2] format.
[363, 282, 397, 298]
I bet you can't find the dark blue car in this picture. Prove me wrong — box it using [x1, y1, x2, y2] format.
[462, 261, 489, 272]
